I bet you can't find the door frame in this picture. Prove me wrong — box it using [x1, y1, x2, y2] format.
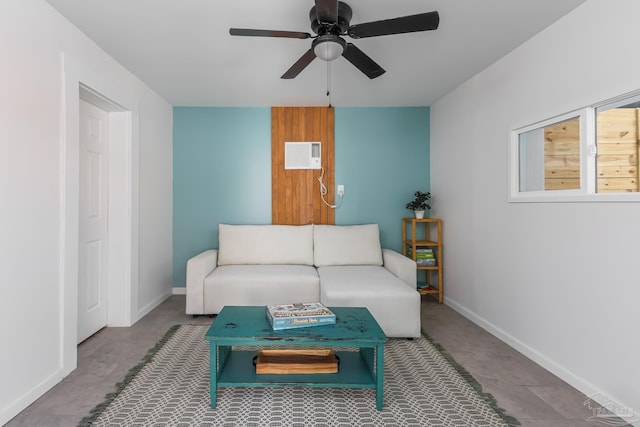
[61, 54, 139, 375]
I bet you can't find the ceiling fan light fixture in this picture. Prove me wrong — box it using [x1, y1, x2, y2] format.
[230, 1, 439, 79]
[313, 36, 346, 61]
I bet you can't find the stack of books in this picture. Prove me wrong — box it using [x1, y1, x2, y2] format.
[254, 349, 339, 374]
[408, 247, 437, 266]
[266, 302, 336, 330]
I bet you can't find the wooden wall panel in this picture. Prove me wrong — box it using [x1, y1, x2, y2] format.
[272, 107, 335, 225]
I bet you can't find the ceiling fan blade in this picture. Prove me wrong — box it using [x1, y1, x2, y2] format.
[281, 48, 317, 79]
[342, 43, 385, 79]
[348, 11, 439, 39]
[230, 28, 311, 39]
[314, 0, 338, 23]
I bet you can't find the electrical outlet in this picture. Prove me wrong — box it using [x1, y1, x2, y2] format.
[337, 185, 345, 197]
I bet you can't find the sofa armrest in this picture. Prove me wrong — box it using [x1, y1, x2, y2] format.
[186, 249, 218, 314]
[382, 248, 416, 289]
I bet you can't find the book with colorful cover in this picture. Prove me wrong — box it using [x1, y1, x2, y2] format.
[266, 302, 336, 330]
[408, 247, 437, 266]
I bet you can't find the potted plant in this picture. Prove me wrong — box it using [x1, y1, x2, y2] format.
[405, 191, 431, 218]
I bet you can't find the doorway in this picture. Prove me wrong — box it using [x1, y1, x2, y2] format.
[61, 55, 138, 378]
[71, 84, 135, 344]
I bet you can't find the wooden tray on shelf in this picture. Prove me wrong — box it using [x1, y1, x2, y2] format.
[254, 349, 339, 374]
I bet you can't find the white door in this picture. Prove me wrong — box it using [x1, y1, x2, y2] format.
[78, 99, 109, 343]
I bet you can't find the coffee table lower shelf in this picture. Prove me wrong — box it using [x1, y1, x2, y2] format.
[217, 349, 377, 388]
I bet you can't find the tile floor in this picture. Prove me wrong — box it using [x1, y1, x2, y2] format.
[5, 295, 630, 426]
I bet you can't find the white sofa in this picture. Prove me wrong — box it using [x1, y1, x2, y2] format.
[186, 223, 420, 338]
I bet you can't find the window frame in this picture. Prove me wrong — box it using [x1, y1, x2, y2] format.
[509, 91, 640, 203]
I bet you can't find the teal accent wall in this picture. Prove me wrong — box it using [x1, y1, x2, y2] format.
[173, 107, 430, 286]
[173, 108, 271, 284]
[335, 107, 430, 251]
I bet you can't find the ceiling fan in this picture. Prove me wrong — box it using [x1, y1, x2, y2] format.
[229, 0, 439, 79]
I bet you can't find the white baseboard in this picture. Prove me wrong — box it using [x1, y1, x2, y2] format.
[0, 369, 65, 426]
[136, 288, 173, 321]
[443, 296, 592, 388]
[172, 286, 186, 295]
[3, 287, 186, 426]
[443, 296, 640, 427]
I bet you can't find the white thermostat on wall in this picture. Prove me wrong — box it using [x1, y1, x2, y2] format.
[284, 142, 321, 170]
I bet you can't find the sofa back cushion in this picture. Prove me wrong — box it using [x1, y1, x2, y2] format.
[313, 224, 383, 267]
[217, 224, 314, 265]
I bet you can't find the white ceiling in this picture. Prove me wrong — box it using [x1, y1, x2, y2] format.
[46, 0, 585, 107]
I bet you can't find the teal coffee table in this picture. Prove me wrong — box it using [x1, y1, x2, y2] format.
[204, 306, 388, 410]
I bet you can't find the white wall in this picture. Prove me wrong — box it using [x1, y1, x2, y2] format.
[431, 0, 640, 424]
[137, 94, 174, 317]
[0, 1, 172, 424]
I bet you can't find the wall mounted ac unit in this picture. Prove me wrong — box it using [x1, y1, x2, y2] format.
[284, 142, 321, 170]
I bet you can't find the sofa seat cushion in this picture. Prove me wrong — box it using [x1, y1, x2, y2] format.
[217, 224, 314, 266]
[313, 224, 383, 267]
[203, 264, 320, 314]
[317, 266, 421, 338]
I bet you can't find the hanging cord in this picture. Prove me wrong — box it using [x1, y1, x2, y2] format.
[318, 167, 342, 209]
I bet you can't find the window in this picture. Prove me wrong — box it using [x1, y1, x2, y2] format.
[510, 91, 640, 202]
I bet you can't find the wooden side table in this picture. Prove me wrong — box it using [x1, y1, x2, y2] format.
[402, 217, 443, 303]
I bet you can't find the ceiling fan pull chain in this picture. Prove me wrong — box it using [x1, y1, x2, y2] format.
[327, 60, 332, 107]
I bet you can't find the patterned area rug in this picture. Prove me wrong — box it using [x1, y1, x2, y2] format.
[79, 325, 519, 426]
